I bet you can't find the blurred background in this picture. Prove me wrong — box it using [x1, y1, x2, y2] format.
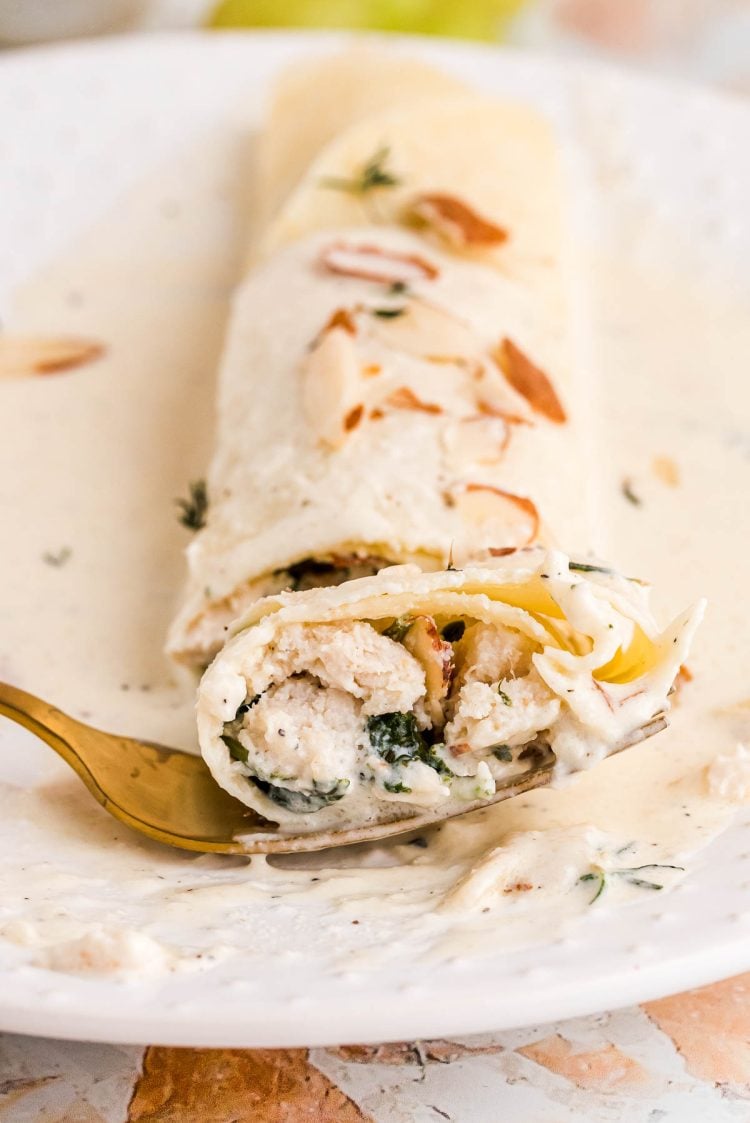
[0, 0, 748, 93]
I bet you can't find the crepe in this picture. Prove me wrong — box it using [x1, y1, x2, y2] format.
[197, 549, 703, 832]
[167, 70, 593, 666]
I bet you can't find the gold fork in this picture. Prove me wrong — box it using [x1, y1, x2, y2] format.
[0, 681, 665, 856]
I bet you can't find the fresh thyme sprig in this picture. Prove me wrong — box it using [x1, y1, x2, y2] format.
[319, 146, 402, 196]
[372, 306, 406, 319]
[42, 546, 72, 568]
[622, 478, 642, 506]
[176, 479, 208, 531]
[580, 862, 685, 905]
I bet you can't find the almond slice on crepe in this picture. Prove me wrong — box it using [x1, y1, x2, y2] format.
[407, 192, 508, 249]
[493, 337, 566, 424]
[0, 335, 104, 379]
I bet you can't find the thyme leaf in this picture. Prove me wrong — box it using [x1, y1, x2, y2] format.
[319, 145, 401, 195]
[580, 862, 684, 904]
[498, 688, 513, 706]
[372, 306, 406, 319]
[42, 547, 72, 567]
[622, 478, 642, 506]
[491, 745, 513, 763]
[580, 870, 607, 903]
[176, 479, 208, 531]
[569, 561, 613, 575]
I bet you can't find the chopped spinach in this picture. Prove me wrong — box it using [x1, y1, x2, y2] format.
[283, 558, 338, 591]
[367, 714, 454, 780]
[421, 744, 453, 777]
[235, 694, 261, 719]
[221, 733, 249, 764]
[441, 620, 465, 643]
[251, 777, 350, 814]
[367, 712, 426, 765]
[383, 615, 413, 642]
[384, 780, 412, 794]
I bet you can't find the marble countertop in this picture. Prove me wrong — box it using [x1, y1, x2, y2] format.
[2, 971, 750, 1121]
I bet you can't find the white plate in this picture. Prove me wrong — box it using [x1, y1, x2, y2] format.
[1, 31, 750, 1048]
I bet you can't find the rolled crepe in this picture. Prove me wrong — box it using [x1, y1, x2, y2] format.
[168, 81, 593, 666]
[197, 549, 703, 832]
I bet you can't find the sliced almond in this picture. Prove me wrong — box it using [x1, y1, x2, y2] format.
[373, 298, 478, 361]
[477, 399, 533, 427]
[385, 386, 442, 415]
[319, 242, 439, 284]
[402, 615, 454, 727]
[652, 455, 680, 487]
[0, 335, 105, 379]
[450, 483, 540, 548]
[407, 192, 508, 249]
[442, 416, 511, 470]
[344, 404, 364, 431]
[493, 337, 566, 424]
[322, 307, 358, 336]
[302, 326, 363, 449]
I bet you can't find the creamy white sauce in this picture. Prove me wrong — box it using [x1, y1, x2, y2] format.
[1, 144, 749, 980]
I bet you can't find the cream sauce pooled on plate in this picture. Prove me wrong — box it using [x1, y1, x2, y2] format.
[0, 139, 749, 978]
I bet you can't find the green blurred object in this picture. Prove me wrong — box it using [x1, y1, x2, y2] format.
[207, 0, 528, 41]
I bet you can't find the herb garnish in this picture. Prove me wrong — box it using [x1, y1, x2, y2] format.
[569, 561, 613, 575]
[497, 688, 513, 706]
[251, 777, 350, 813]
[367, 713, 453, 779]
[176, 479, 208, 531]
[235, 695, 261, 719]
[384, 780, 412, 794]
[42, 547, 72, 568]
[491, 745, 513, 762]
[221, 733, 249, 764]
[388, 281, 409, 296]
[319, 145, 401, 195]
[580, 862, 684, 905]
[372, 306, 406, 319]
[384, 615, 413, 642]
[621, 478, 642, 506]
[367, 712, 426, 764]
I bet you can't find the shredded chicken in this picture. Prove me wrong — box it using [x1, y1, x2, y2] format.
[444, 670, 560, 768]
[452, 623, 536, 693]
[239, 676, 361, 789]
[267, 622, 426, 716]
